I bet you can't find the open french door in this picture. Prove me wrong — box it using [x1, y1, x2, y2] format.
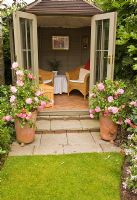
[13, 11, 38, 82]
[90, 12, 117, 87]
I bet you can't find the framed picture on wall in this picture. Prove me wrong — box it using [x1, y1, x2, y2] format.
[52, 36, 69, 50]
[82, 36, 89, 49]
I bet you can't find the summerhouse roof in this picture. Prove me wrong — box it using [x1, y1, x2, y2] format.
[25, 0, 103, 16]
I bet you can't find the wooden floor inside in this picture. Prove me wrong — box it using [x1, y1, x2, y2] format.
[46, 91, 88, 111]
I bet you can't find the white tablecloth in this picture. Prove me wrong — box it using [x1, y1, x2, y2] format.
[54, 75, 68, 94]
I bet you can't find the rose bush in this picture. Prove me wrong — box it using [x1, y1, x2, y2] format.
[123, 105, 137, 194]
[9, 62, 49, 127]
[89, 79, 131, 126]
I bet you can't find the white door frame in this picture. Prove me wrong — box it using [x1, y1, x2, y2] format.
[13, 11, 38, 82]
[90, 12, 117, 87]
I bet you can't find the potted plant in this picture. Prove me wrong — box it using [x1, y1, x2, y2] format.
[48, 59, 61, 76]
[89, 79, 129, 143]
[10, 62, 49, 144]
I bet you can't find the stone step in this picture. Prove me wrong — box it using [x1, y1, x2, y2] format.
[37, 114, 90, 120]
[38, 110, 89, 116]
[36, 119, 100, 132]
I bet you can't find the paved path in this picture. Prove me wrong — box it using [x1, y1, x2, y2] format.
[9, 132, 121, 156]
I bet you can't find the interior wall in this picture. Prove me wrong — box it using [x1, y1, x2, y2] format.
[38, 27, 90, 74]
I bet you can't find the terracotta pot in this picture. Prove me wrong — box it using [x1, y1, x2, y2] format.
[15, 111, 37, 144]
[99, 116, 118, 142]
[130, 123, 137, 128]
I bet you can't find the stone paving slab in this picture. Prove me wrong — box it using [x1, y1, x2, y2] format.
[36, 120, 50, 131]
[9, 145, 34, 156]
[67, 132, 94, 145]
[63, 144, 102, 154]
[100, 143, 121, 152]
[51, 120, 82, 131]
[80, 119, 100, 131]
[9, 133, 121, 156]
[40, 134, 67, 146]
[90, 132, 109, 144]
[34, 145, 63, 155]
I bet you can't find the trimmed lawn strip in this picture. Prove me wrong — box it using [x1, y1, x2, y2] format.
[0, 153, 123, 200]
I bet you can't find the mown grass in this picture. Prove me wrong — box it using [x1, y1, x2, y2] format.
[0, 153, 123, 200]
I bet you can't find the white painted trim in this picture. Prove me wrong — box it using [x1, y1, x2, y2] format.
[13, 11, 39, 83]
[90, 12, 117, 88]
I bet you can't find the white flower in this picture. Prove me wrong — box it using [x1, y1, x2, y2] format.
[11, 62, 18, 69]
[16, 70, 24, 76]
[10, 86, 17, 93]
[10, 95, 16, 103]
[34, 97, 39, 102]
[122, 182, 127, 189]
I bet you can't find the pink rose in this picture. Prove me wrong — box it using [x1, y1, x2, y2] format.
[35, 91, 42, 96]
[108, 106, 119, 114]
[89, 109, 95, 114]
[16, 80, 24, 87]
[3, 115, 12, 121]
[16, 70, 24, 76]
[116, 119, 123, 125]
[89, 113, 94, 118]
[10, 95, 16, 103]
[38, 101, 47, 111]
[95, 106, 101, 113]
[11, 62, 18, 69]
[26, 98, 32, 104]
[26, 112, 32, 120]
[129, 101, 137, 107]
[97, 83, 105, 91]
[10, 86, 17, 93]
[108, 96, 114, 103]
[41, 101, 46, 107]
[117, 88, 124, 95]
[28, 73, 34, 79]
[125, 118, 131, 125]
[17, 113, 26, 118]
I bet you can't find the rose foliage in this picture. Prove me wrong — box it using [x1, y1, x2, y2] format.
[89, 79, 133, 126]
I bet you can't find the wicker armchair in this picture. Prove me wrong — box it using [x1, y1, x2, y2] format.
[66, 67, 90, 99]
[39, 68, 54, 86]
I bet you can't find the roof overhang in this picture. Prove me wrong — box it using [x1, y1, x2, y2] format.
[25, 0, 103, 16]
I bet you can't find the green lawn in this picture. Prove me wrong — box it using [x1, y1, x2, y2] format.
[0, 153, 123, 200]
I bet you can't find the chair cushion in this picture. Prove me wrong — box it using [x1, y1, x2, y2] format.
[70, 80, 84, 83]
[43, 80, 52, 84]
[79, 68, 90, 82]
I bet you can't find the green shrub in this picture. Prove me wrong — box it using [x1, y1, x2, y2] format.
[0, 85, 14, 158]
[123, 105, 137, 194]
[0, 121, 11, 153]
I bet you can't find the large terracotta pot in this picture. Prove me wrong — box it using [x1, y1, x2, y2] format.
[99, 115, 118, 142]
[15, 111, 37, 144]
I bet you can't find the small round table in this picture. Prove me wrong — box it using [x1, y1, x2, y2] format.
[54, 75, 68, 94]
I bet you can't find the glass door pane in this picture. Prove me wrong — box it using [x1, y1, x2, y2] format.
[20, 18, 32, 69]
[95, 19, 109, 83]
[90, 12, 117, 87]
